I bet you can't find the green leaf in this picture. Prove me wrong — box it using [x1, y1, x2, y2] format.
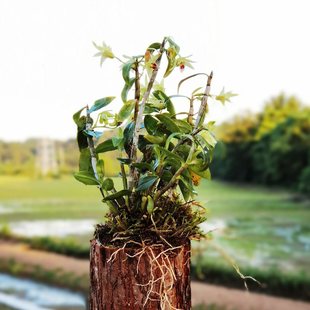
[77, 130, 88, 151]
[156, 114, 180, 133]
[73, 107, 86, 128]
[74, 171, 99, 185]
[179, 179, 191, 201]
[117, 100, 135, 122]
[201, 130, 217, 147]
[89, 96, 116, 113]
[159, 146, 185, 164]
[132, 162, 154, 173]
[175, 144, 191, 161]
[112, 136, 123, 149]
[174, 119, 192, 133]
[164, 157, 182, 171]
[124, 122, 135, 156]
[96, 139, 117, 153]
[147, 42, 161, 51]
[161, 170, 174, 182]
[144, 134, 164, 144]
[122, 60, 134, 85]
[83, 130, 102, 139]
[144, 105, 160, 114]
[189, 165, 211, 179]
[102, 178, 114, 191]
[164, 46, 177, 78]
[103, 190, 131, 201]
[179, 176, 196, 200]
[79, 148, 93, 173]
[144, 115, 159, 135]
[136, 175, 158, 191]
[153, 90, 176, 116]
[121, 78, 135, 102]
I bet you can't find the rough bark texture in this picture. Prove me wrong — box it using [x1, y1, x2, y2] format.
[89, 239, 191, 309]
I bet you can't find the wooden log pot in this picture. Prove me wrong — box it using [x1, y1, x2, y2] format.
[89, 239, 191, 309]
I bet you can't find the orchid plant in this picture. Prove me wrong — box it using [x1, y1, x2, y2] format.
[73, 37, 235, 246]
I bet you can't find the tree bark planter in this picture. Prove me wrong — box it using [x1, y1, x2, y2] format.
[89, 239, 191, 309]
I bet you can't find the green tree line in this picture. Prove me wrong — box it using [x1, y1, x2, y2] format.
[211, 94, 310, 194]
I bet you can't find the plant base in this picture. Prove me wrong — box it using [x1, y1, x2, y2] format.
[89, 239, 191, 309]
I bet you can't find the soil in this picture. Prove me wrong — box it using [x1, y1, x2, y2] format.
[0, 240, 309, 310]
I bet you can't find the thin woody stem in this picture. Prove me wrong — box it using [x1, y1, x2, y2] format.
[128, 59, 141, 190]
[129, 38, 167, 189]
[133, 59, 140, 122]
[194, 71, 213, 131]
[187, 97, 194, 125]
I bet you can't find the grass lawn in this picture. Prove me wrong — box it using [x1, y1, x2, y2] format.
[0, 175, 309, 277]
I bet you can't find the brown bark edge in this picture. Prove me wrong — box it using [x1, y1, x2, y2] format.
[89, 239, 191, 309]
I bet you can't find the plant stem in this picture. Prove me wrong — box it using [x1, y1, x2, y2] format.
[86, 107, 105, 199]
[128, 59, 141, 190]
[120, 163, 128, 190]
[188, 97, 194, 125]
[194, 71, 213, 131]
[154, 163, 188, 202]
[129, 38, 167, 189]
[133, 59, 140, 122]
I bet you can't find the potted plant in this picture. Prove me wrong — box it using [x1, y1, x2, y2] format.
[73, 37, 235, 309]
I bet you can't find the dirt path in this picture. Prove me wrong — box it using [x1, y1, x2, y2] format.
[0, 241, 309, 310]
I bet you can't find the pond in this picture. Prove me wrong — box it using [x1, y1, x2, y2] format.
[0, 273, 85, 310]
[196, 217, 310, 275]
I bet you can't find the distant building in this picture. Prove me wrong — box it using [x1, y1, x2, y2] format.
[35, 138, 58, 176]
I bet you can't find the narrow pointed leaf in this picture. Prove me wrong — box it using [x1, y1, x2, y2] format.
[77, 130, 88, 151]
[144, 134, 164, 144]
[79, 148, 93, 173]
[117, 100, 135, 122]
[136, 175, 158, 191]
[121, 78, 135, 102]
[122, 60, 134, 84]
[103, 190, 131, 201]
[156, 114, 180, 133]
[144, 115, 159, 135]
[96, 139, 117, 153]
[174, 119, 192, 133]
[83, 130, 102, 139]
[164, 47, 177, 78]
[132, 162, 154, 172]
[89, 96, 115, 113]
[153, 90, 176, 116]
[147, 42, 161, 51]
[73, 107, 86, 128]
[74, 171, 99, 185]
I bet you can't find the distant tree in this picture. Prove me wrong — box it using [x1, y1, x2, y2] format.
[211, 94, 310, 194]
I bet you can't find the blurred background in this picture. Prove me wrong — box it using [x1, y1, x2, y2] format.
[0, 0, 309, 309]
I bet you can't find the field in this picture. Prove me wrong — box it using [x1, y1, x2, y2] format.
[0, 176, 309, 278]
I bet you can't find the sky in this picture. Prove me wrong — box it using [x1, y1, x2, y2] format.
[0, 0, 309, 141]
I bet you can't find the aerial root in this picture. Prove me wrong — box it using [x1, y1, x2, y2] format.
[106, 241, 186, 310]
